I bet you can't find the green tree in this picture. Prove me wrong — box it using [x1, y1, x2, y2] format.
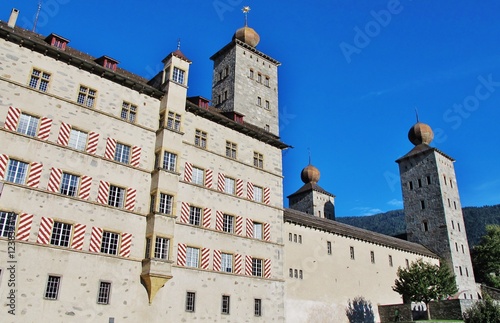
[471, 225, 500, 289]
[462, 295, 500, 323]
[392, 259, 458, 319]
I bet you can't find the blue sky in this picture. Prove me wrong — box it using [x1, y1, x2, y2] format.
[2, 1, 499, 216]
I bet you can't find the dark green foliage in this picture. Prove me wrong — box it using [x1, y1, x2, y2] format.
[345, 296, 375, 323]
[471, 225, 500, 289]
[393, 259, 458, 319]
[337, 205, 500, 248]
[462, 296, 500, 323]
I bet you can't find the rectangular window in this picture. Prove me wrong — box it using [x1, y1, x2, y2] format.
[29, 68, 51, 92]
[418, 178, 422, 188]
[370, 251, 375, 264]
[289, 268, 293, 278]
[289, 233, 292, 241]
[189, 206, 202, 226]
[0, 212, 17, 237]
[405, 259, 409, 269]
[458, 223, 461, 232]
[162, 151, 177, 172]
[100, 231, 119, 255]
[224, 177, 235, 194]
[172, 67, 185, 84]
[68, 129, 88, 151]
[121, 101, 137, 123]
[254, 298, 262, 316]
[60, 172, 80, 197]
[461, 244, 465, 253]
[158, 193, 173, 215]
[6, 159, 28, 184]
[249, 69, 254, 79]
[265, 100, 270, 110]
[221, 253, 233, 273]
[44, 275, 61, 300]
[408, 181, 413, 190]
[350, 246, 355, 260]
[108, 185, 125, 208]
[253, 222, 263, 239]
[221, 295, 230, 314]
[257, 97, 262, 106]
[327, 241, 332, 255]
[167, 112, 181, 131]
[186, 247, 200, 268]
[459, 266, 463, 276]
[225, 141, 237, 159]
[154, 237, 169, 260]
[192, 167, 204, 185]
[423, 220, 429, 232]
[253, 152, 263, 169]
[17, 113, 39, 137]
[294, 269, 298, 278]
[194, 129, 207, 148]
[252, 258, 263, 277]
[299, 270, 303, 279]
[97, 281, 111, 305]
[253, 186, 263, 203]
[50, 221, 72, 247]
[265, 77, 270, 87]
[145, 237, 151, 258]
[223, 214, 234, 233]
[454, 201, 457, 210]
[77, 86, 96, 108]
[389, 255, 393, 267]
[293, 234, 297, 242]
[257, 73, 262, 83]
[420, 200, 426, 209]
[298, 235, 302, 244]
[114, 143, 131, 164]
[185, 292, 196, 312]
[426, 176, 431, 185]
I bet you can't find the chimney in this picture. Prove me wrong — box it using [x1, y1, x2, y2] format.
[7, 8, 19, 28]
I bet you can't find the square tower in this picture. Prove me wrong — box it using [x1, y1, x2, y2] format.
[397, 122, 479, 299]
[210, 26, 281, 136]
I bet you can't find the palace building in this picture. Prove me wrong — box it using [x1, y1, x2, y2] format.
[0, 8, 478, 322]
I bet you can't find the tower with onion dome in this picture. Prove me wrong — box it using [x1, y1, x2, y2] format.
[396, 121, 479, 299]
[287, 164, 336, 220]
[210, 6, 281, 136]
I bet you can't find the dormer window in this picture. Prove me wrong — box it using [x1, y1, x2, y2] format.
[95, 56, 119, 71]
[45, 33, 69, 50]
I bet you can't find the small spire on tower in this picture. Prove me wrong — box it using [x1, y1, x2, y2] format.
[242, 6, 251, 26]
[32, 0, 42, 32]
[308, 147, 312, 165]
[415, 107, 420, 123]
[177, 38, 181, 50]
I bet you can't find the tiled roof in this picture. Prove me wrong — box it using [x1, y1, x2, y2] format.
[287, 182, 335, 198]
[396, 144, 455, 163]
[284, 208, 438, 258]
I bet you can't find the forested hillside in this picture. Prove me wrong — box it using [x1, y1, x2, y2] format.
[337, 205, 500, 248]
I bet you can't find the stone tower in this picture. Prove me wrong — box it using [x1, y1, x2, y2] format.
[288, 164, 336, 220]
[210, 21, 281, 136]
[396, 122, 478, 299]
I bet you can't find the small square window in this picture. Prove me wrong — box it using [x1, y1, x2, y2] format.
[224, 177, 235, 194]
[252, 258, 263, 277]
[195, 129, 207, 148]
[186, 247, 200, 268]
[223, 214, 234, 233]
[50, 221, 72, 247]
[17, 113, 39, 137]
[6, 159, 28, 184]
[29, 68, 51, 92]
[154, 237, 169, 260]
[221, 295, 230, 314]
[121, 101, 137, 123]
[44, 275, 61, 300]
[60, 173, 80, 197]
[192, 167, 204, 185]
[167, 112, 181, 131]
[221, 253, 233, 273]
[100, 231, 119, 255]
[108, 185, 125, 208]
[172, 67, 185, 84]
[114, 143, 131, 164]
[97, 281, 111, 305]
[253, 152, 263, 169]
[189, 206, 202, 226]
[77, 86, 97, 108]
[225, 141, 237, 159]
[186, 291, 196, 312]
[159, 193, 173, 215]
[0, 212, 17, 238]
[68, 129, 88, 151]
[162, 151, 177, 172]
